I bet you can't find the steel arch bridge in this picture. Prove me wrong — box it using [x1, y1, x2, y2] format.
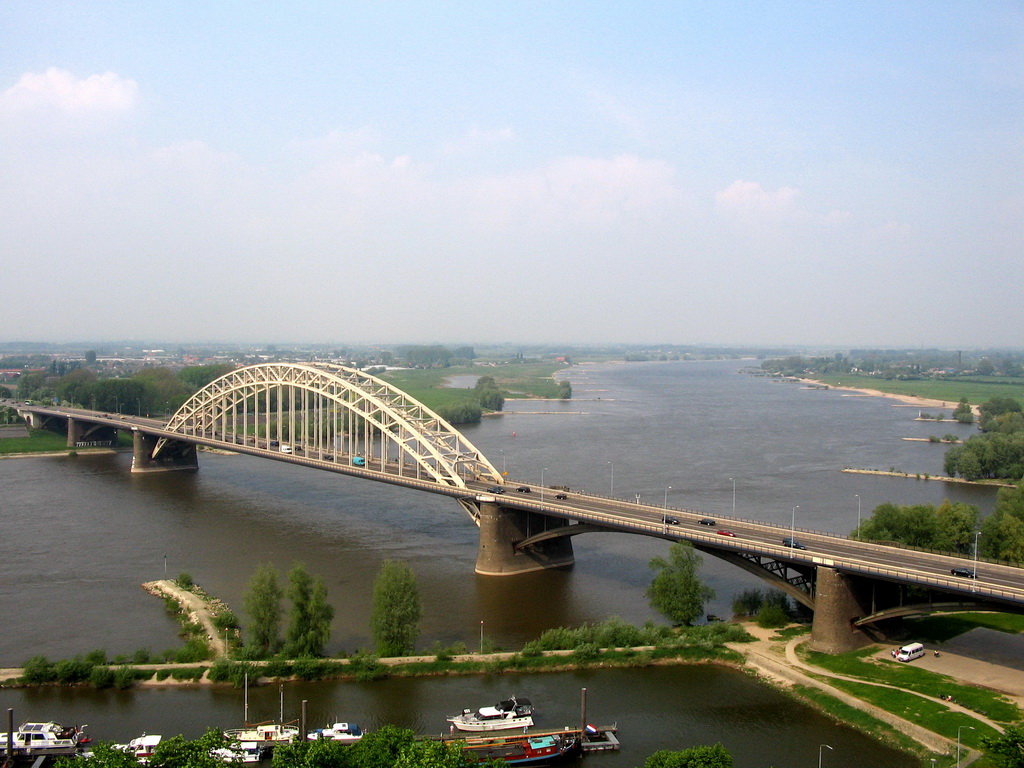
[154, 362, 503, 488]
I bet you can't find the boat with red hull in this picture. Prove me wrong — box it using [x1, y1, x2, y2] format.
[461, 732, 581, 766]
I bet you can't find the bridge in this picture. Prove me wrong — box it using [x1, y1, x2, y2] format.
[9, 361, 1024, 653]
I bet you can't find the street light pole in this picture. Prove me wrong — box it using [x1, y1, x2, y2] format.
[791, 505, 799, 546]
[730, 477, 736, 516]
[818, 744, 832, 768]
[957, 725, 975, 768]
[855, 494, 861, 536]
[541, 468, 548, 502]
[608, 461, 614, 496]
[973, 531, 981, 589]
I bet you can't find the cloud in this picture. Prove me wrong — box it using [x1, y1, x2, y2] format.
[442, 125, 515, 155]
[1, 68, 139, 113]
[715, 179, 802, 217]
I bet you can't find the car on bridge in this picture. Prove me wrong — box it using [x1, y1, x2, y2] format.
[487, 486, 506, 494]
[554, 493, 568, 500]
[950, 567, 976, 578]
[782, 537, 807, 550]
[516, 486, 531, 493]
[717, 529, 737, 537]
[663, 516, 680, 525]
[698, 518, 716, 526]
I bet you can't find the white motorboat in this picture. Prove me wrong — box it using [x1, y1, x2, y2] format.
[447, 697, 534, 732]
[213, 741, 264, 764]
[223, 722, 299, 745]
[307, 722, 364, 744]
[115, 734, 162, 761]
[0, 722, 87, 754]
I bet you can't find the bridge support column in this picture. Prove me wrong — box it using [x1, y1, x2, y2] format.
[67, 417, 84, 448]
[809, 567, 874, 653]
[131, 431, 199, 473]
[475, 502, 574, 576]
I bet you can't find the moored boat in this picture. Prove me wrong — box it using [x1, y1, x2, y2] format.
[114, 734, 162, 761]
[213, 741, 265, 764]
[0, 722, 87, 755]
[447, 697, 534, 732]
[306, 722, 364, 744]
[462, 733, 581, 766]
[223, 722, 299, 744]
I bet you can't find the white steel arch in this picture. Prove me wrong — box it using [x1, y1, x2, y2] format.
[155, 362, 502, 488]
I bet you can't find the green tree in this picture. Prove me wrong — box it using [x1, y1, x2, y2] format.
[371, 560, 422, 657]
[646, 542, 715, 626]
[953, 397, 974, 424]
[933, 500, 979, 553]
[982, 723, 1024, 768]
[243, 563, 283, 657]
[644, 743, 733, 768]
[284, 563, 334, 657]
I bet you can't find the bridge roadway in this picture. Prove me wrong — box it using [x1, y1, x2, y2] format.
[11, 402, 1024, 611]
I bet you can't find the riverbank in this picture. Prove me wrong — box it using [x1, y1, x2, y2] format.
[797, 377, 979, 414]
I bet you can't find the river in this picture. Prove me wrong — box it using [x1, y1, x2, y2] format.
[0, 360, 993, 766]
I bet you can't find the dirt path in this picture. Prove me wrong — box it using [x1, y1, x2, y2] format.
[143, 579, 228, 657]
[728, 626, 988, 764]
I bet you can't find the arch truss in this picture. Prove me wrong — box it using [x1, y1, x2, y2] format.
[154, 363, 502, 488]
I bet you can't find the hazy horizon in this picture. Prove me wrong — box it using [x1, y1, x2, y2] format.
[3, 3, 1021, 348]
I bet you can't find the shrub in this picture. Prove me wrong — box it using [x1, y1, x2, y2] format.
[262, 659, 292, 679]
[170, 667, 204, 681]
[756, 604, 791, 629]
[348, 651, 387, 682]
[292, 658, 329, 681]
[56, 657, 94, 684]
[90, 666, 115, 689]
[22, 655, 56, 684]
[177, 572, 194, 589]
[113, 666, 138, 690]
[132, 648, 152, 664]
[572, 643, 601, 662]
[212, 610, 239, 631]
[84, 649, 107, 666]
[174, 638, 211, 664]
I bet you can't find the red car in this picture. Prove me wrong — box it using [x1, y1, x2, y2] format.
[717, 529, 737, 537]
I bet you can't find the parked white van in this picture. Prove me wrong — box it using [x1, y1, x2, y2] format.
[896, 642, 925, 662]
[280, 445, 292, 454]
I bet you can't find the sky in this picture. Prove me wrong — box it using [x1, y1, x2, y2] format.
[1, 2, 1022, 349]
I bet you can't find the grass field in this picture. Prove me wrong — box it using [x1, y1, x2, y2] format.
[809, 373, 1024, 407]
[381, 362, 568, 410]
[905, 612, 1024, 642]
[0, 428, 71, 455]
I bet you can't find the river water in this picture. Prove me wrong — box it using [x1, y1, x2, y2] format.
[0, 360, 993, 766]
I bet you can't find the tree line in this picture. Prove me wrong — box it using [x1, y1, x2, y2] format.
[945, 397, 1024, 481]
[852, 484, 1024, 564]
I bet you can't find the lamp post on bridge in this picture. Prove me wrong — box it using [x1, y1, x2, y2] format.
[973, 531, 981, 589]
[541, 468, 548, 502]
[855, 494, 861, 537]
[791, 505, 799, 548]
[607, 461, 614, 496]
[499, 449, 506, 476]
[818, 744, 832, 768]
[663, 487, 672, 532]
[729, 477, 735, 516]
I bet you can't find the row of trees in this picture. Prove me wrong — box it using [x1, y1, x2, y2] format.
[241, 559, 422, 660]
[59, 725, 735, 768]
[945, 397, 1024, 480]
[852, 485, 1024, 563]
[243, 563, 334, 658]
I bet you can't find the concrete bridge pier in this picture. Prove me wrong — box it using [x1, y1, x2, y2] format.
[475, 500, 575, 575]
[131, 431, 199, 473]
[809, 566, 875, 653]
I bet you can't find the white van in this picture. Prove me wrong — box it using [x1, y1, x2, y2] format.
[280, 445, 292, 454]
[896, 642, 925, 662]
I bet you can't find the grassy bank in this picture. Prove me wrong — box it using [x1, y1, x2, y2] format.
[808, 372, 1024, 407]
[0, 428, 77, 455]
[381, 362, 568, 407]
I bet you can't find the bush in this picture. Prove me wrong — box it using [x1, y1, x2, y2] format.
[22, 655, 56, 684]
[212, 610, 239, 631]
[90, 666, 115, 689]
[174, 638, 211, 664]
[177, 572, 194, 589]
[572, 643, 601, 662]
[170, 667, 204, 681]
[262, 658, 292, 679]
[132, 648, 152, 664]
[756, 604, 791, 629]
[84, 649, 107, 666]
[113, 666, 138, 690]
[348, 651, 387, 682]
[55, 657, 93, 684]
